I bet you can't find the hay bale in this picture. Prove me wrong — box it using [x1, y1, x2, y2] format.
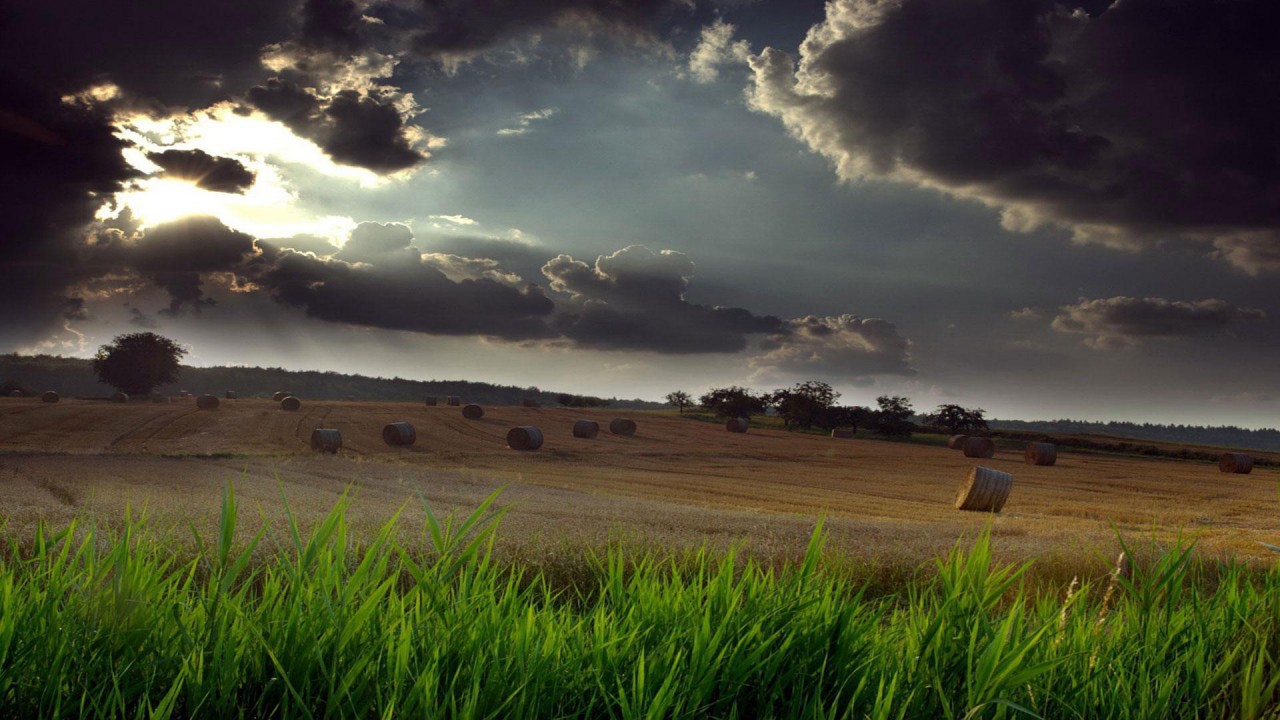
[447, 396, 461, 406]
[196, 394, 220, 410]
[462, 404, 485, 420]
[8, 390, 21, 397]
[948, 434, 969, 450]
[572, 420, 600, 439]
[382, 422, 416, 446]
[1025, 442, 1057, 466]
[962, 437, 995, 458]
[522, 399, 540, 408]
[609, 418, 637, 437]
[425, 396, 437, 406]
[831, 427, 855, 439]
[225, 391, 237, 400]
[41, 391, 59, 404]
[507, 426, 544, 451]
[955, 466, 1013, 512]
[272, 391, 289, 402]
[310, 428, 342, 453]
[111, 392, 128, 403]
[1220, 452, 1254, 474]
[280, 396, 301, 411]
[726, 418, 749, 433]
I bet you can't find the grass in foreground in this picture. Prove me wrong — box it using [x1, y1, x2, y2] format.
[1, 486, 1279, 719]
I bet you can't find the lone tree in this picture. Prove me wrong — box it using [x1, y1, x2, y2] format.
[699, 385, 767, 419]
[922, 404, 989, 435]
[664, 390, 692, 414]
[873, 395, 915, 438]
[92, 332, 187, 396]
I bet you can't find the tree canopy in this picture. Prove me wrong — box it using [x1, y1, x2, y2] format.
[92, 333, 187, 396]
[699, 386, 767, 419]
[922, 404, 989, 435]
[873, 395, 915, 438]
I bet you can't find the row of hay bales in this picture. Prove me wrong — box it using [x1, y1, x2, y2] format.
[308, 411, 642, 454]
[422, 396, 462, 406]
[949, 433, 1259, 475]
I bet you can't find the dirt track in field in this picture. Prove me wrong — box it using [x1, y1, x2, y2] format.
[2, 397, 1278, 565]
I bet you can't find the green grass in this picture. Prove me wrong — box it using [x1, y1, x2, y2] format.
[2, 485, 1279, 719]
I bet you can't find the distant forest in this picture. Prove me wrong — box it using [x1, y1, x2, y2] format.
[0, 354, 662, 410]
[989, 418, 1280, 453]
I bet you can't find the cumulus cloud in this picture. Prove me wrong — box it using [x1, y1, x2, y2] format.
[146, 148, 256, 193]
[687, 20, 750, 83]
[1051, 297, 1267, 349]
[247, 76, 427, 174]
[749, 315, 915, 384]
[541, 245, 784, 353]
[748, 0, 1280, 273]
[90, 216, 260, 314]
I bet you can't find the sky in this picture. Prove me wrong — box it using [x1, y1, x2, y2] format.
[2, 0, 1279, 427]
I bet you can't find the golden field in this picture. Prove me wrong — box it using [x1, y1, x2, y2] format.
[2, 396, 1278, 573]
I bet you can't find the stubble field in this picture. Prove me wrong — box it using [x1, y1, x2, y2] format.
[2, 396, 1277, 570]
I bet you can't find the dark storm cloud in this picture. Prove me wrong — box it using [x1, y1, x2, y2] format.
[748, 0, 1280, 273]
[541, 245, 785, 353]
[147, 149, 256, 193]
[0, 0, 300, 109]
[0, 78, 140, 345]
[251, 228, 557, 340]
[90, 216, 260, 314]
[247, 78, 428, 174]
[1051, 297, 1267, 350]
[750, 315, 914, 383]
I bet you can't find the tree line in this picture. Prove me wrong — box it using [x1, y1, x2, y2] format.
[665, 382, 990, 439]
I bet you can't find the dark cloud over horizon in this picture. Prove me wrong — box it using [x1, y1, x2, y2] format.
[541, 245, 786, 353]
[749, 0, 1280, 273]
[1051, 296, 1267, 350]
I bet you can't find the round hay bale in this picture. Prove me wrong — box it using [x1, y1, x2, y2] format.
[962, 437, 995, 459]
[280, 396, 301, 412]
[831, 427, 855, 439]
[462, 404, 485, 420]
[111, 392, 128, 403]
[310, 428, 342, 453]
[955, 466, 1013, 512]
[522, 399, 540, 408]
[382, 422, 416, 446]
[225, 391, 237, 400]
[196, 394, 220, 410]
[41, 391, 59, 404]
[1220, 452, 1254, 474]
[272, 391, 289, 402]
[425, 396, 437, 406]
[506, 426, 544, 451]
[572, 419, 600, 439]
[609, 418, 637, 437]
[726, 418, 749, 433]
[446, 396, 461, 406]
[8, 390, 21, 397]
[948, 434, 969, 450]
[1025, 442, 1057, 466]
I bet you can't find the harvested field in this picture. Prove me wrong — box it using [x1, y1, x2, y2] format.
[2, 397, 1278, 565]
